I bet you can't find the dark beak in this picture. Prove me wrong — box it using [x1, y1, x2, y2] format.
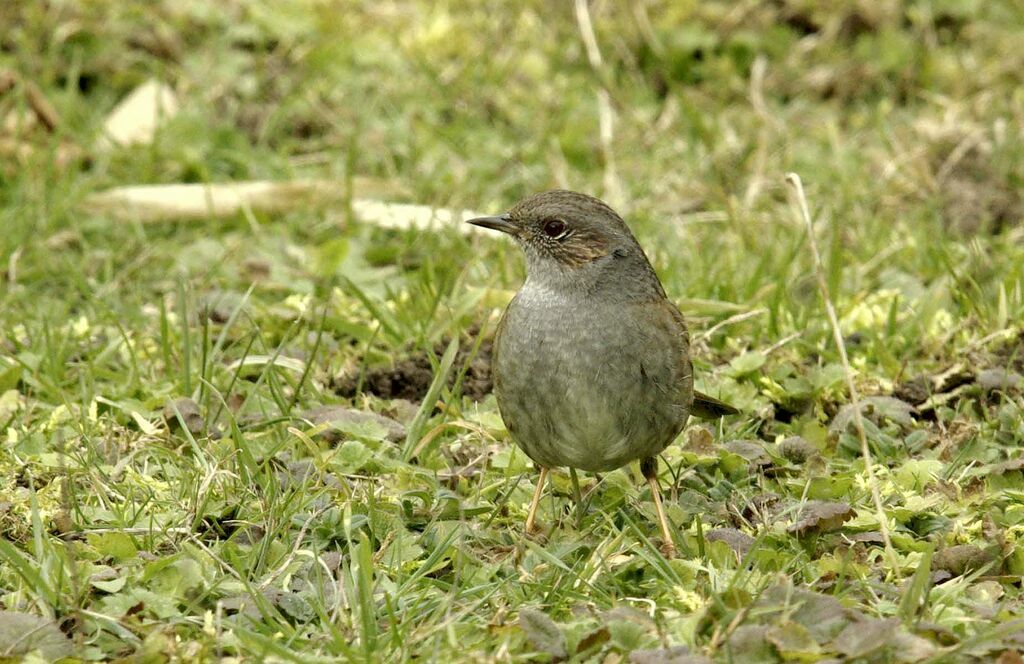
[467, 213, 516, 235]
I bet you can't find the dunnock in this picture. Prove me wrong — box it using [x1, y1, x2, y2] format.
[469, 190, 736, 557]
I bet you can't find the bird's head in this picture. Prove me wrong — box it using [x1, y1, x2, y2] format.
[468, 190, 662, 297]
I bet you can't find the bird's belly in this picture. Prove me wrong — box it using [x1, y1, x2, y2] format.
[493, 296, 689, 472]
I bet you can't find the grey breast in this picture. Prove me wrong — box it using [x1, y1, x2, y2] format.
[493, 284, 693, 472]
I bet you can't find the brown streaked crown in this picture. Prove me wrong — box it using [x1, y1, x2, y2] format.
[504, 190, 635, 267]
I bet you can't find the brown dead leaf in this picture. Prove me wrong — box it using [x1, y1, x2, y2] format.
[722, 440, 771, 466]
[0, 612, 74, 660]
[163, 397, 204, 436]
[575, 626, 610, 656]
[891, 631, 939, 662]
[832, 617, 899, 659]
[787, 501, 855, 536]
[848, 531, 885, 544]
[725, 624, 776, 662]
[23, 81, 60, 131]
[756, 582, 852, 642]
[933, 544, 997, 576]
[705, 528, 755, 555]
[685, 427, 715, 454]
[629, 646, 707, 664]
[830, 396, 916, 434]
[764, 620, 821, 659]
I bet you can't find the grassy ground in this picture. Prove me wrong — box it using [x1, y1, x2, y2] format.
[2, 0, 1024, 661]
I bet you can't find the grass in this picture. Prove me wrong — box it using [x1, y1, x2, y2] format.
[1, 0, 1024, 661]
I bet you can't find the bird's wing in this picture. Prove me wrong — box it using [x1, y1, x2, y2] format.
[664, 299, 739, 419]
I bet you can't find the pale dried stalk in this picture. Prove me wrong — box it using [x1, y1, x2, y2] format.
[697, 307, 768, 342]
[82, 180, 485, 231]
[574, 0, 623, 207]
[785, 173, 901, 574]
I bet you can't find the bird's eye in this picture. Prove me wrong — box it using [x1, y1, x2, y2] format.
[542, 219, 568, 238]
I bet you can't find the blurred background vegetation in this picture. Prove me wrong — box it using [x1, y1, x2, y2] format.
[2, 1, 1022, 346]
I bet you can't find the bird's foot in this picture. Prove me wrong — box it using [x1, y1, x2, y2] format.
[659, 540, 677, 559]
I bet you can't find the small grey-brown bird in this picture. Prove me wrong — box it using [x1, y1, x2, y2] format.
[469, 190, 736, 557]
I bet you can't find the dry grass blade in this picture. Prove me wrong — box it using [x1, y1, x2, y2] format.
[0, 70, 15, 95]
[697, 307, 768, 341]
[23, 81, 60, 131]
[784, 172, 900, 576]
[573, 0, 622, 208]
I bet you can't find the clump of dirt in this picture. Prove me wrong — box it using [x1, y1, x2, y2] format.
[332, 337, 493, 402]
[941, 165, 1022, 236]
[917, 121, 1023, 236]
[991, 329, 1024, 373]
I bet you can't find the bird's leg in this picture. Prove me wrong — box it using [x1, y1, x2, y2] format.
[524, 467, 549, 536]
[640, 456, 676, 558]
[569, 467, 584, 528]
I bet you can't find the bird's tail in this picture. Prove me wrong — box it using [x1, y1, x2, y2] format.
[691, 390, 739, 419]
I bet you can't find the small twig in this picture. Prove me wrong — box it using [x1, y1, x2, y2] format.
[748, 55, 781, 130]
[23, 81, 61, 132]
[0, 70, 15, 95]
[82, 527, 194, 535]
[785, 173, 901, 575]
[574, 0, 603, 71]
[698, 307, 768, 342]
[963, 326, 1018, 352]
[596, 90, 622, 206]
[762, 330, 802, 356]
[6, 247, 22, 286]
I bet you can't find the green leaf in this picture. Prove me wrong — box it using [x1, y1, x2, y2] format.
[898, 544, 933, 623]
[0, 363, 22, 393]
[100, 588, 180, 620]
[316, 237, 350, 275]
[337, 439, 372, 472]
[88, 532, 138, 561]
[607, 618, 652, 652]
[729, 351, 767, 376]
[0, 540, 58, 606]
[402, 337, 458, 461]
[91, 576, 128, 593]
[355, 535, 377, 657]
